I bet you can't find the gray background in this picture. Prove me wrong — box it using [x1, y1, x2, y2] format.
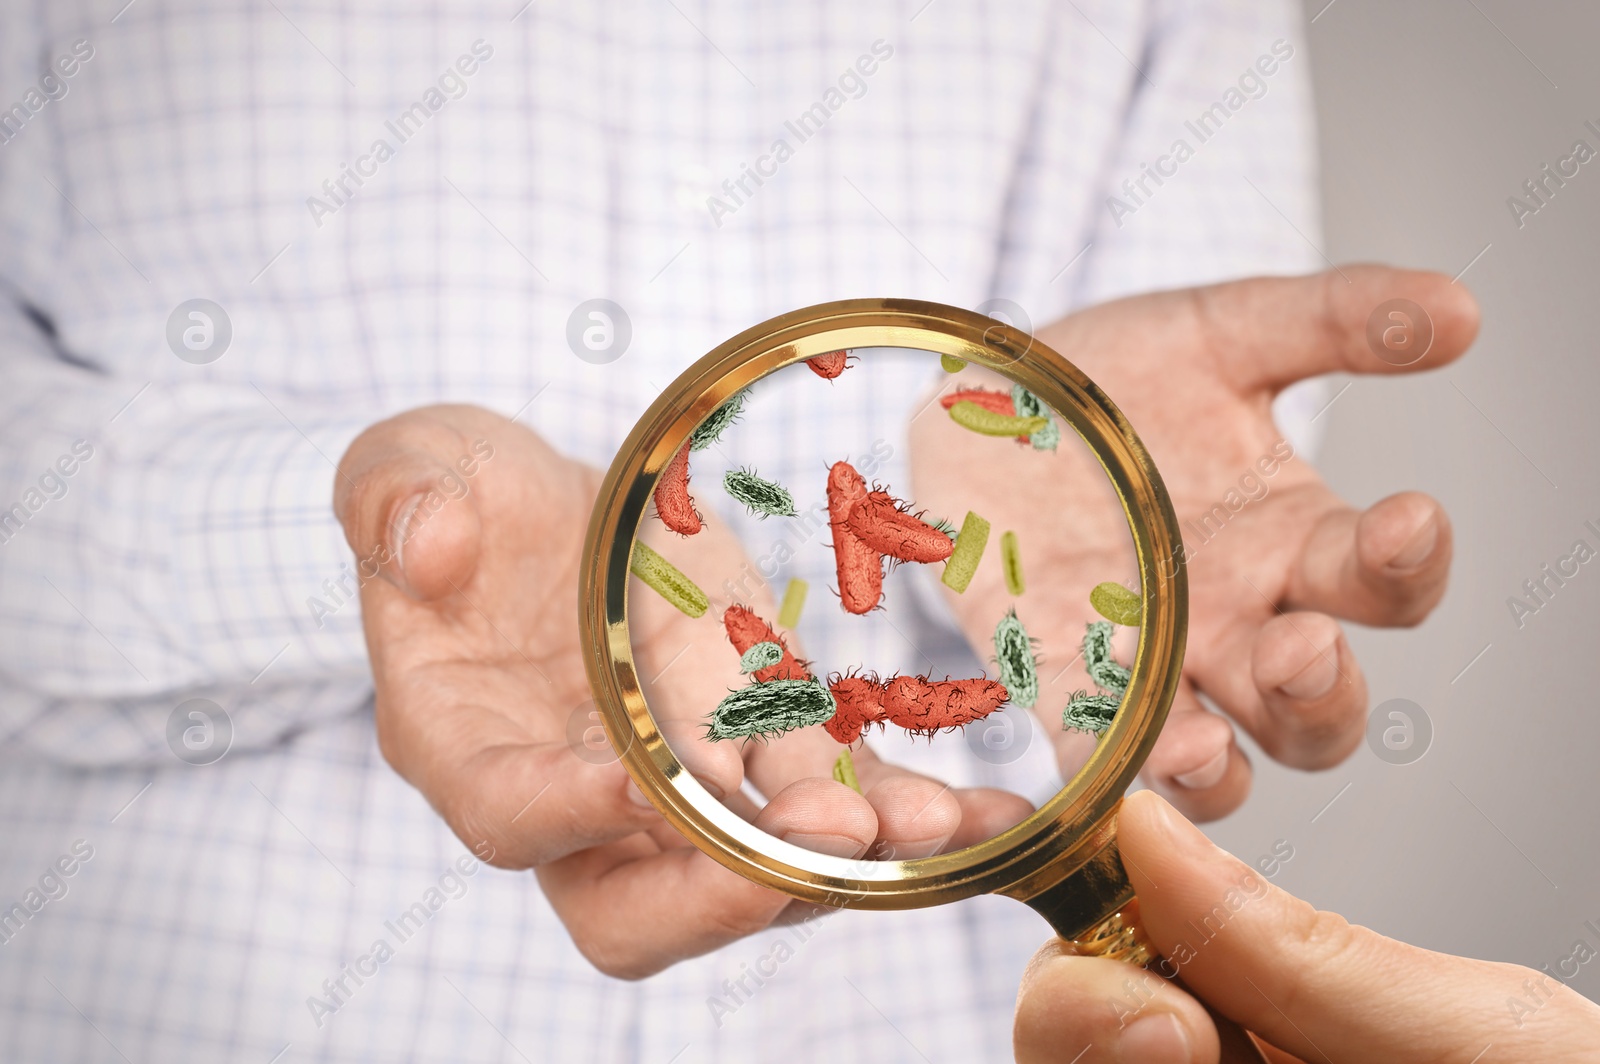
[1208, 0, 1600, 999]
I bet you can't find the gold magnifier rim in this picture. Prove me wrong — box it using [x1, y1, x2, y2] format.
[579, 297, 1186, 910]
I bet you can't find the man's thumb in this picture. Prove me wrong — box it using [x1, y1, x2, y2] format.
[333, 417, 483, 602]
[1119, 790, 1597, 1062]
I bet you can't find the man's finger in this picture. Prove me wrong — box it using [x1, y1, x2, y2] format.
[1141, 681, 1253, 823]
[537, 777, 876, 979]
[1285, 492, 1453, 627]
[1118, 791, 1600, 1061]
[1192, 266, 1479, 392]
[1190, 611, 1367, 771]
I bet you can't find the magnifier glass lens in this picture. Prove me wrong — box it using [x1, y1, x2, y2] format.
[624, 343, 1143, 860]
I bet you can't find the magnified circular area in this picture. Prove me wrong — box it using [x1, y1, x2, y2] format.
[616, 337, 1154, 877]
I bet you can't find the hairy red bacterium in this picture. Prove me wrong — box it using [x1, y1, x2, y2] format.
[826, 461, 885, 614]
[653, 439, 703, 536]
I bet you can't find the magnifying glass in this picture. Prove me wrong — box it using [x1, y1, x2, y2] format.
[580, 299, 1268, 1063]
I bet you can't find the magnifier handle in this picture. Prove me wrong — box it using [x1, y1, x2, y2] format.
[1066, 900, 1270, 1064]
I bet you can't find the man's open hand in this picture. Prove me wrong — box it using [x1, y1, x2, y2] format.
[334, 405, 1025, 977]
[911, 267, 1479, 820]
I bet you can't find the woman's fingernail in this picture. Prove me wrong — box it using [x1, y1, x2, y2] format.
[1173, 748, 1229, 790]
[781, 832, 865, 858]
[1118, 1012, 1192, 1063]
[388, 492, 425, 575]
[1276, 640, 1339, 701]
[1384, 511, 1438, 571]
[693, 775, 726, 801]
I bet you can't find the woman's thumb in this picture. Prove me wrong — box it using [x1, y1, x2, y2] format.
[1119, 789, 1599, 1061]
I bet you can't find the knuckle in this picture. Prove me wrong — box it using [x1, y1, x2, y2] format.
[1273, 906, 1368, 1015]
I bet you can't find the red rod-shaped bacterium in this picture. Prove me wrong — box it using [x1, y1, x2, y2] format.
[827, 461, 884, 614]
[846, 490, 954, 565]
[654, 439, 703, 536]
[723, 604, 811, 682]
[806, 350, 852, 380]
[823, 672, 1008, 743]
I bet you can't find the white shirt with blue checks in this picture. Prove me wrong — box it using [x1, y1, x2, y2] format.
[0, 2, 1320, 1061]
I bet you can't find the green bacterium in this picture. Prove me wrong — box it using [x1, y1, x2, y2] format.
[739, 640, 785, 674]
[1062, 691, 1122, 735]
[942, 511, 991, 593]
[707, 678, 837, 741]
[940, 353, 966, 373]
[777, 578, 807, 629]
[947, 400, 1048, 439]
[1001, 530, 1025, 595]
[832, 747, 862, 793]
[993, 608, 1039, 709]
[630, 540, 709, 617]
[723, 467, 797, 517]
[1062, 620, 1132, 736]
[1010, 384, 1060, 452]
[1090, 581, 1143, 627]
[1083, 620, 1131, 695]
[690, 388, 749, 451]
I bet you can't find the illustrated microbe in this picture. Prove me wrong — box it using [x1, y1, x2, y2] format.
[845, 490, 954, 564]
[723, 604, 810, 682]
[1062, 691, 1122, 736]
[630, 541, 708, 617]
[1090, 581, 1143, 627]
[822, 674, 883, 745]
[707, 678, 837, 742]
[723, 467, 797, 517]
[993, 609, 1039, 709]
[881, 675, 1008, 737]
[777, 578, 808, 629]
[823, 672, 1008, 743]
[941, 510, 991, 593]
[689, 389, 749, 451]
[940, 387, 1055, 448]
[832, 747, 862, 793]
[806, 350, 853, 379]
[739, 640, 785, 674]
[653, 440, 704, 536]
[1000, 530, 1025, 595]
[932, 517, 959, 542]
[947, 400, 1047, 439]
[940, 353, 966, 373]
[1010, 384, 1061, 452]
[826, 461, 885, 615]
[939, 388, 1014, 417]
[1082, 620, 1131, 695]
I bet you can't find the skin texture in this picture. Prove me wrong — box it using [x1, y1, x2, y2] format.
[1014, 791, 1600, 1063]
[911, 266, 1476, 822]
[334, 405, 1029, 978]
